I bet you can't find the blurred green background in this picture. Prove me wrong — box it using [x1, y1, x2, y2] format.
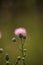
[0, 0, 43, 65]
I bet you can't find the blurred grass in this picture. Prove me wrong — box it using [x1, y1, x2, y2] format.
[0, 8, 43, 65]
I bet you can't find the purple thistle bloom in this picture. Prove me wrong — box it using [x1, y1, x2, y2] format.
[14, 27, 27, 37]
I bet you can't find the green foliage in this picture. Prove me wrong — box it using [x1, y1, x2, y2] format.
[0, 1, 43, 65]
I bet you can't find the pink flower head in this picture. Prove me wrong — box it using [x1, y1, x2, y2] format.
[14, 27, 27, 37]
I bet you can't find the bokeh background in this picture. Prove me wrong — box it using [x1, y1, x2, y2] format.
[0, 0, 43, 65]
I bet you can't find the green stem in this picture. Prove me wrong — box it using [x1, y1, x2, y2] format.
[21, 38, 25, 65]
[21, 38, 23, 57]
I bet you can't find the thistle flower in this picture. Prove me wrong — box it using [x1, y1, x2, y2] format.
[14, 27, 27, 38]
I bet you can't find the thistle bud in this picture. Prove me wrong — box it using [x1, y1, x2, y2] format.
[22, 57, 25, 60]
[6, 61, 10, 65]
[15, 61, 18, 65]
[23, 49, 27, 52]
[0, 48, 3, 53]
[5, 54, 9, 61]
[19, 34, 23, 38]
[23, 36, 26, 39]
[12, 37, 16, 42]
[17, 56, 21, 61]
[23, 53, 26, 57]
